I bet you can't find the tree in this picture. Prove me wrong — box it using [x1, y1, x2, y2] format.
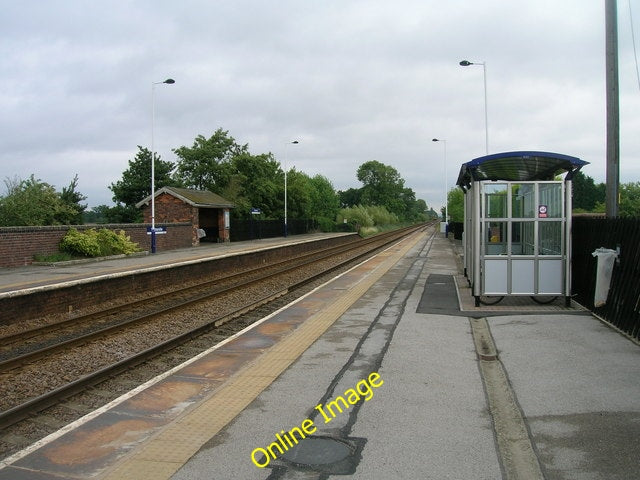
[572, 170, 604, 211]
[222, 152, 284, 218]
[110, 146, 176, 206]
[619, 182, 640, 217]
[338, 188, 361, 208]
[83, 205, 111, 224]
[447, 187, 464, 222]
[107, 146, 177, 223]
[173, 129, 247, 191]
[357, 161, 405, 216]
[60, 174, 87, 224]
[308, 175, 340, 225]
[0, 175, 80, 226]
[285, 169, 313, 220]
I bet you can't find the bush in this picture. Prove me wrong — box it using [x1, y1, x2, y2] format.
[336, 205, 374, 229]
[315, 217, 336, 232]
[60, 228, 141, 257]
[367, 205, 399, 226]
[336, 204, 400, 230]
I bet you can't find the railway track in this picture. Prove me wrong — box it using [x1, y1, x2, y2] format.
[0, 225, 427, 446]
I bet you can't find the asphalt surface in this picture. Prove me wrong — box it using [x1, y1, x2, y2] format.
[171, 231, 640, 479]
[2, 229, 638, 479]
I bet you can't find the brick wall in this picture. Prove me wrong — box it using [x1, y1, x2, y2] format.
[0, 223, 195, 268]
[141, 193, 200, 244]
[141, 193, 197, 224]
[0, 234, 360, 324]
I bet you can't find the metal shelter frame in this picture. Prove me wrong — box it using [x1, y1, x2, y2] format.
[456, 151, 588, 307]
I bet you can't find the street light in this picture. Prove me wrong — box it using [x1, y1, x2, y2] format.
[150, 78, 175, 254]
[459, 59, 489, 154]
[284, 140, 299, 237]
[432, 138, 448, 227]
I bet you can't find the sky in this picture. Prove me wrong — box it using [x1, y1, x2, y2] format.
[1, 0, 639, 211]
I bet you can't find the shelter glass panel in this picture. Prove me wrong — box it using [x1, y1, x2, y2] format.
[539, 221, 562, 255]
[538, 183, 562, 218]
[512, 183, 535, 218]
[511, 221, 535, 255]
[485, 221, 507, 255]
[484, 184, 507, 218]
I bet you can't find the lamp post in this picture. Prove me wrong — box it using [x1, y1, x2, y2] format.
[432, 138, 448, 229]
[283, 140, 299, 237]
[460, 60, 489, 154]
[150, 78, 175, 253]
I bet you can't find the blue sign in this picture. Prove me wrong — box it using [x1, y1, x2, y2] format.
[250, 208, 262, 215]
[146, 226, 167, 235]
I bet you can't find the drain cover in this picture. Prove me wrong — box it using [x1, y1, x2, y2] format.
[273, 435, 366, 475]
[282, 437, 352, 465]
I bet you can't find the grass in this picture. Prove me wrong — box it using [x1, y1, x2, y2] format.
[33, 252, 75, 263]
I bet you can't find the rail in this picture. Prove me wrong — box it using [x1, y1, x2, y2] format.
[0, 224, 427, 429]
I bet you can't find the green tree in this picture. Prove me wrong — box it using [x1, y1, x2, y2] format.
[357, 160, 405, 217]
[308, 175, 340, 229]
[60, 174, 87, 224]
[285, 169, 313, 220]
[338, 187, 361, 208]
[173, 129, 247, 191]
[619, 182, 640, 217]
[107, 146, 177, 223]
[222, 152, 284, 218]
[572, 170, 604, 212]
[0, 175, 80, 226]
[447, 187, 464, 222]
[110, 146, 176, 206]
[83, 205, 111, 224]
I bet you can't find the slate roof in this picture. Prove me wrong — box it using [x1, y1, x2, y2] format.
[136, 186, 235, 208]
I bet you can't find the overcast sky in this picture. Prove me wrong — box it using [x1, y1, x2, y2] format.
[2, 1, 639, 210]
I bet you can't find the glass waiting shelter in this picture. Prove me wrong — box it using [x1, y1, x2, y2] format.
[456, 151, 588, 306]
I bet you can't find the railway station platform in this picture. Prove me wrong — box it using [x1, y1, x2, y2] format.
[1, 227, 639, 479]
[0, 232, 356, 295]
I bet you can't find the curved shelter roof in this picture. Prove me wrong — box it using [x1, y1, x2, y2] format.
[456, 151, 588, 190]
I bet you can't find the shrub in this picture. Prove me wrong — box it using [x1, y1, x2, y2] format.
[336, 204, 401, 230]
[359, 226, 379, 237]
[96, 229, 140, 256]
[60, 228, 141, 257]
[315, 217, 336, 232]
[336, 205, 374, 229]
[367, 205, 399, 226]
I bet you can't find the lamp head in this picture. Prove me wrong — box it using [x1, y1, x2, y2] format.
[164, 78, 175, 84]
[459, 60, 473, 66]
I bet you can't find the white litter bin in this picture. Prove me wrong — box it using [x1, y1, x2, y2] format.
[592, 247, 618, 307]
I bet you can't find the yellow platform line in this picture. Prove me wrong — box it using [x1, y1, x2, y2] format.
[100, 232, 424, 480]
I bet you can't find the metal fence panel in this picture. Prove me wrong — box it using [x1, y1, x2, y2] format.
[572, 216, 640, 340]
[229, 219, 320, 242]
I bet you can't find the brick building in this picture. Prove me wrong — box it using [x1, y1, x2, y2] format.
[136, 187, 234, 244]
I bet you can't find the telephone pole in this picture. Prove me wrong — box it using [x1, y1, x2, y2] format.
[605, 0, 619, 217]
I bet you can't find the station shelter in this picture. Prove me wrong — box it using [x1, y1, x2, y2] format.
[455, 151, 588, 307]
[137, 186, 234, 244]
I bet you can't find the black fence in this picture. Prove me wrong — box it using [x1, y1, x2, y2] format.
[572, 216, 640, 340]
[229, 218, 320, 242]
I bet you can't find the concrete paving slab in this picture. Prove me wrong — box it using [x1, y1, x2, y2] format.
[489, 315, 640, 480]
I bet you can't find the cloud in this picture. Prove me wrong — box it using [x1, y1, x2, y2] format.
[1, 0, 638, 210]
